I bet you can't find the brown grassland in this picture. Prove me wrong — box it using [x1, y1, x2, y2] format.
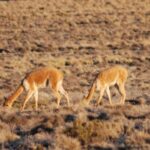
[0, 0, 150, 149]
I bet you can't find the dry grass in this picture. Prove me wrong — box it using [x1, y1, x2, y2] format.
[0, 0, 149, 149]
[0, 120, 19, 143]
[125, 131, 150, 149]
[0, 103, 150, 149]
[65, 119, 123, 145]
[56, 134, 81, 150]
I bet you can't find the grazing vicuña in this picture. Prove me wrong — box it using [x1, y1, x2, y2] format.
[4, 67, 70, 111]
[83, 66, 128, 105]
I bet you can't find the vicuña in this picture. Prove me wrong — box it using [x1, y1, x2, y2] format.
[4, 67, 70, 111]
[83, 66, 128, 106]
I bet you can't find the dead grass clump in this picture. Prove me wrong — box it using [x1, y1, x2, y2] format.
[1, 112, 40, 131]
[88, 142, 115, 150]
[124, 105, 150, 120]
[0, 130, 19, 144]
[65, 119, 123, 145]
[0, 129, 19, 143]
[125, 131, 150, 149]
[56, 134, 81, 150]
[6, 115, 28, 125]
[142, 119, 150, 134]
[32, 132, 54, 149]
[0, 108, 17, 122]
[0, 121, 19, 143]
[105, 55, 133, 65]
[49, 114, 65, 127]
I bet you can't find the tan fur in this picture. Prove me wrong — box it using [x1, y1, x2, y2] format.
[4, 67, 70, 111]
[83, 66, 128, 105]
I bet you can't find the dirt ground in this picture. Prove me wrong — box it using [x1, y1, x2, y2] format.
[0, 0, 150, 149]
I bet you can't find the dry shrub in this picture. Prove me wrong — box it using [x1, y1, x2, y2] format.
[49, 114, 65, 127]
[65, 119, 123, 145]
[0, 111, 43, 131]
[32, 132, 54, 149]
[125, 131, 150, 149]
[105, 55, 133, 65]
[34, 132, 52, 142]
[142, 119, 150, 133]
[0, 130, 19, 143]
[56, 134, 81, 150]
[0, 108, 18, 122]
[0, 121, 19, 143]
[124, 105, 150, 120]
[88, 142, 115, 150]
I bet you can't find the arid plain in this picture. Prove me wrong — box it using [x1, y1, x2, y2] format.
[0, 0, 150, 149]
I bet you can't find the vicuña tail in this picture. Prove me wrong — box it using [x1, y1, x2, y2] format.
[4, 85, 24, 107]
[84, 81, 96, 104]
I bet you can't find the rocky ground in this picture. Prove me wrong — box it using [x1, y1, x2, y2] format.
[0, 0, 150, 149]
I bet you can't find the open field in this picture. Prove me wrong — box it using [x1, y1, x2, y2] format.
[0, 0, 150, 149]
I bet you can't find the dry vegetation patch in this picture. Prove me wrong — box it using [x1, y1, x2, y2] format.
[0, 0, 149, 149]
[125, 131, 150, 149]
[65, 118, 123, 146]
[56, 134, 81, 150]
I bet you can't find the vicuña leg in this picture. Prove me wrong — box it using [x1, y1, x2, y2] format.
[106, 87, 113, 105]
[21, 90, 33, 111]
[59, 85, 70, 106]
[34, 90, 38, 111]
[118, 83, 126, 105]
[97, 87, 105, 105]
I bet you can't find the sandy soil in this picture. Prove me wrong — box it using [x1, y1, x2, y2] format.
[0, 0, 150, 149]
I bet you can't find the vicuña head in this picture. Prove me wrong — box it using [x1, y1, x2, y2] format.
[4, 67, 70, 111]
[83, 65, 128, 106]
